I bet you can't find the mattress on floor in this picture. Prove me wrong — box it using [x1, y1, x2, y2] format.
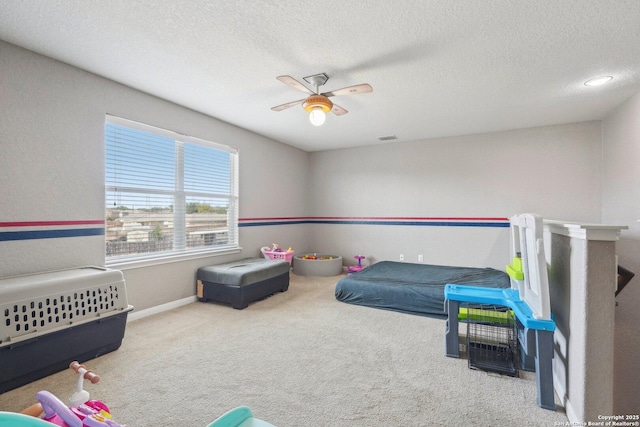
[334, 261, 510, 318]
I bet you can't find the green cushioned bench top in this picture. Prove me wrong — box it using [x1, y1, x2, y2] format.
[197, 258, 290, 287]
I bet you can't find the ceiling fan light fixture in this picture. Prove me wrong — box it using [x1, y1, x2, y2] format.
[303, 94, 333, 113]
[309, 108, 326, 126]
[303, 94, 333, 126]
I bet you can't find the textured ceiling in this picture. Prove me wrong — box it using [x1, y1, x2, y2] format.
[1, 0, 639, 152]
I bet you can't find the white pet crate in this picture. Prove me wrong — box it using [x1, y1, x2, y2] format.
[0, 266, 133, 393]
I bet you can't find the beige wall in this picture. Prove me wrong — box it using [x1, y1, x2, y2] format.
[308, 122, 604, 269]
[602, 90, 640, 414]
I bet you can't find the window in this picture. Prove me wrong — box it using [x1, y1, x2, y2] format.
[105, 116, 239, 264]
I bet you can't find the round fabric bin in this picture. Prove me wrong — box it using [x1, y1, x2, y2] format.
[293, 254, 343, 276]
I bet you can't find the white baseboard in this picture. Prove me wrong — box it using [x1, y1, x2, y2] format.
[565, 399, 579, 424]
[127, 296, 197, 322]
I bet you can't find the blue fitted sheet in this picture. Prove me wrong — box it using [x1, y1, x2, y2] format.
[334, 261, 510, 318]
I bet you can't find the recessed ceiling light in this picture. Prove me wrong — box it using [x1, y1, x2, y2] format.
[584, 76, 613, 86]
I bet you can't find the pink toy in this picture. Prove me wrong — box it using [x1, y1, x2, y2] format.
[347, 255, 366, 274]
[33, 361, 125, 427]
[262, 244, 295, 264]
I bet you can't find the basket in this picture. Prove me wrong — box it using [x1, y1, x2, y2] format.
[262, 249, 295, 264]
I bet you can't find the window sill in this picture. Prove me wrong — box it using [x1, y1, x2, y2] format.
[105, 247, 242, 271]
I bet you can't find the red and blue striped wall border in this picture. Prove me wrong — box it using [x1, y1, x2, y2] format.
[0, 220, 105, 241]
[239, 217, 510, 228]
[0, 217, 509, 242]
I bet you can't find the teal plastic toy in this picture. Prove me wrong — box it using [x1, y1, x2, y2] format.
[207, 406, 276, 427]
[0, 412, 54, 426]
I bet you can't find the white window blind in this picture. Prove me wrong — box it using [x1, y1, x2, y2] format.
[105, 116, 239, 263]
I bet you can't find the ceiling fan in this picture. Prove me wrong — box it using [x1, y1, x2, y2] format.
[271, 73, 373, 126]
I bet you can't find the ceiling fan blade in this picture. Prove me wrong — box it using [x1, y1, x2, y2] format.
[276, 75, 313, 94]
[331, 104, 349, 116]
[322, 83, 372, 98]
[271, 98, 305, 111]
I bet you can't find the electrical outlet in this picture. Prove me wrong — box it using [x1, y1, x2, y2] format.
[399, 254, 404, 261]
[418, 254, 424, 263]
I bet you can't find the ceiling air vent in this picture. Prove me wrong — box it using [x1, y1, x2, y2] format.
[378, 135, 398, 141]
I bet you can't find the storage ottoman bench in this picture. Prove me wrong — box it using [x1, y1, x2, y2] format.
[196, 258, 290, 309]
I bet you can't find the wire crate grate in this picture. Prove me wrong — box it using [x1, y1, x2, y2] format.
[465, 303, 519, 377]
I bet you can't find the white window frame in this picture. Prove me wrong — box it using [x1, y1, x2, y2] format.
[105, 115, 240, 268]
